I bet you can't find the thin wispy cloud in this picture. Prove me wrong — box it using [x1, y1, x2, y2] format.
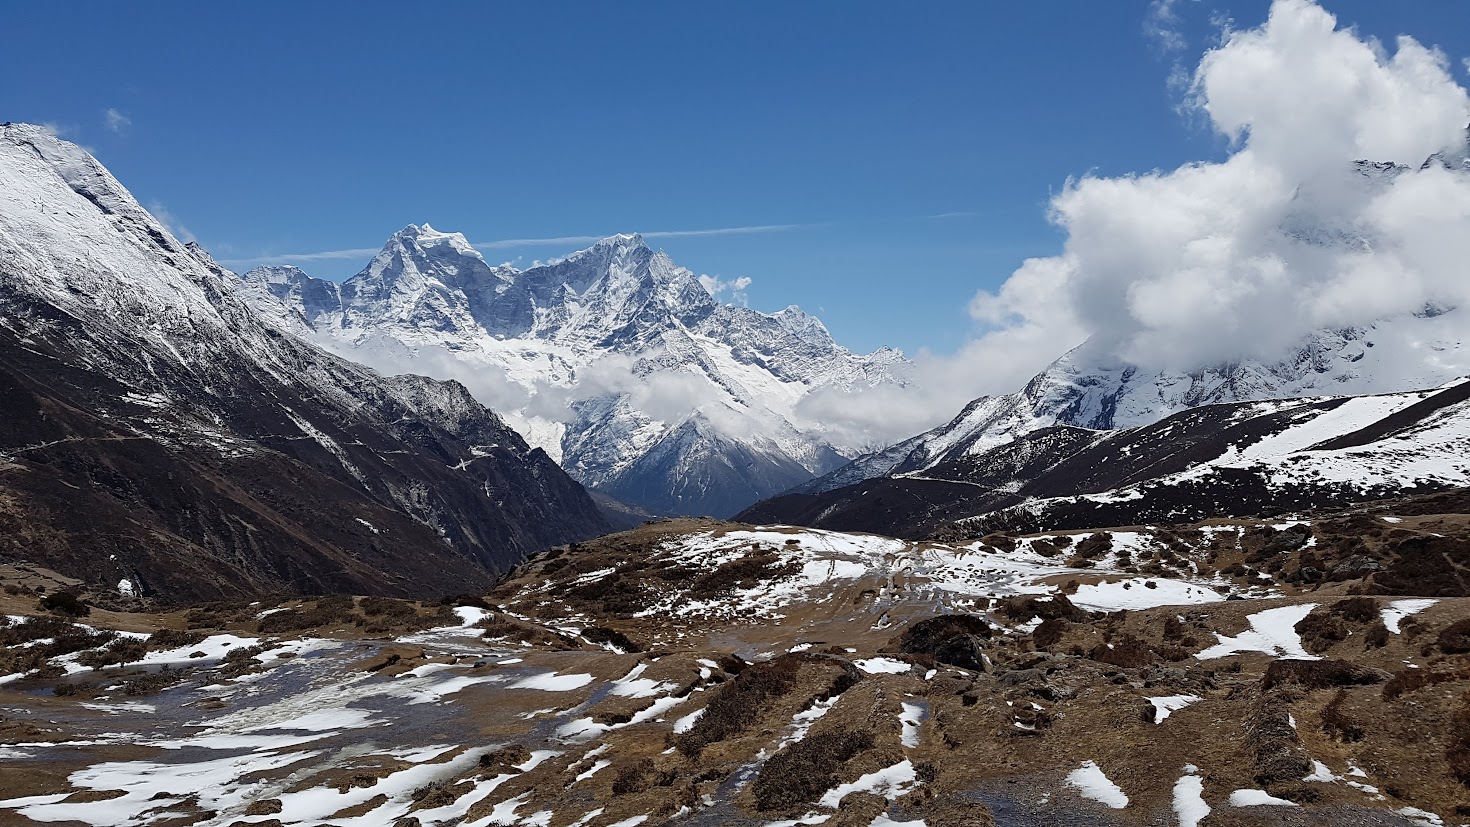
[1145, 0, 1187, 53]
[219, 247, 383, 267]
[147, 201, 197, 244]
[103, 107, 131, 134]
[219, 223, 820, 268]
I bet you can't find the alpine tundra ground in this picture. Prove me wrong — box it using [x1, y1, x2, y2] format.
[2, 493, 1469, 827]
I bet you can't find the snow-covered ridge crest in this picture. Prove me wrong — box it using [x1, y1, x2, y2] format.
[238, 223, 907, 516]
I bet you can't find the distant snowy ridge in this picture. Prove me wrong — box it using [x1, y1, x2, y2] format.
[801, 313, 1470, 495]
[238, 226, 905, 516]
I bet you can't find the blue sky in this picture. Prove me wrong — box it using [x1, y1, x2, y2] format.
[3, 1, 1467, 356]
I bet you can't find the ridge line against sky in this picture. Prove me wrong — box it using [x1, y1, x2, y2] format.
[213, 214, 998, 269]
[215, 222, 827, 267]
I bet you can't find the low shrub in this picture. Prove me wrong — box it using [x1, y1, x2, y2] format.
[1319, 688, 1364, 742]
[995, 594, 1088, 623]
[677, 654, 854, 757]
[148, 628, 206, 648]
[1448, 691, 1470, 787]
[893, 614, 992, 671]
[1087, 635, 1156, 669]
[1262, 659, 1385, 691]
[753, 729, 875, 810]
[1331, 596, 1379, 623]
[1382, 660, 1470, 701]
[76, 637, 148, 668]
[38, 591, 89, 618]
[1294, 611, 1349, 654]
[1438, 619, 1470, 655]
[581, 626, 642, 653]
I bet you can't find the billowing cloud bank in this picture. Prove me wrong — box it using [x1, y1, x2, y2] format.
[797, 0, 1470, 448]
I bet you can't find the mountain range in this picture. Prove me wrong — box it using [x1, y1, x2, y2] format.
[0, 123, 608, 601]
[236, 228, 903, 517]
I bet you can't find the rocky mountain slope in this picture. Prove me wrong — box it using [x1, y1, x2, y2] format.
[236, 228, 902, 516]
[740, 379, 1470, 538]
[0, 123, 609, 602]
[800, 313, 1470, 497]
[4, 491, 1470, 826]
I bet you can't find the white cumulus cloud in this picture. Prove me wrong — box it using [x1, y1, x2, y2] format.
[804, 0, 1470, 448]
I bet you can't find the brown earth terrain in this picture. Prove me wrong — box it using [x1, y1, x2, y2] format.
[0, 492, 1467, 826]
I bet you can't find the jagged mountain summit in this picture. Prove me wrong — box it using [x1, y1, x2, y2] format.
[0, 123, 609, 600]
[238, 227, 904, 517]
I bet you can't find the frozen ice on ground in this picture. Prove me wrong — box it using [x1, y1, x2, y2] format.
[1064, 761, 1129, 809]
[1195, 604, 1318, 660]
[1147, 694, 1201, 724]
[1229, 789, 1299, 806]
[817, 760, 920, 808]
[1173, 768, 1211, 827]
[1382, 599, 1437, 634]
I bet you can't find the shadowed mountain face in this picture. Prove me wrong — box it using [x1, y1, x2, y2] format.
[237, 228, 902, 518]
[0, 123, 610, 602]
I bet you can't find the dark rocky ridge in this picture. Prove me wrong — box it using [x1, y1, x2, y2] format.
[0, 123, 609, 602]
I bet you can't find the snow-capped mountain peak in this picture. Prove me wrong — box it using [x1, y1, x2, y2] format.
[236, 226, 907, 516]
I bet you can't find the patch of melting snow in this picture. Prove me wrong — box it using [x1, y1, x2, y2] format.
[0, 748, 324, 826]
[763, 814, 832, 827]
[1068, 578, 1225, 611]
[1304, 760, 1340, 782]
[1172, 766, 1210, 827]
[1396, 806, 1446, 827]
[899, 700, 925, 748]
[609, 662, 678, 698]
[567, 809, 606, 827]
[1147, 694, 1201, 724]
[673, 707, 706, 734]
[816, 759, 920, 808]
[854, 657, 911, 675]
[136, 633, 262, 667]
[507, 672, 594, 692]
[1382, 598, 1437, 634]
[869, 817, 926, 827]
[1229, 789, 1299, 807]
[1065, 761, 1129, 809]
[573, 759, 612, 783]
[79, 701, 156, 715]
[1195, 603, 1319, 660]
[775, 695, 839, 750]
